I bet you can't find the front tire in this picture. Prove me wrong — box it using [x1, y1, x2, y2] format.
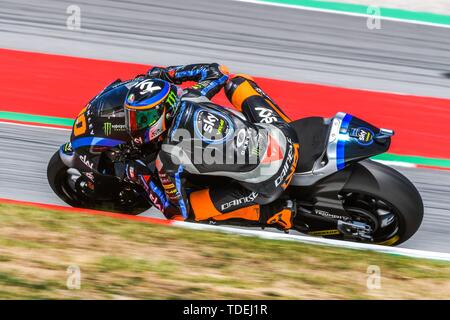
[47, 150, 151, 215]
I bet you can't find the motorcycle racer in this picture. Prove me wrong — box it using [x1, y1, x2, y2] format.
[70, 63, 299, 231]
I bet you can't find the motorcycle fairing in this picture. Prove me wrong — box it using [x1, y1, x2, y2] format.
[337, 113, 392, 169]
[291, 112, 392, 187]
[70, 81, 133, 146]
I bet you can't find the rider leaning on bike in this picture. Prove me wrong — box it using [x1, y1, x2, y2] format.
[72, 63, 300, 231]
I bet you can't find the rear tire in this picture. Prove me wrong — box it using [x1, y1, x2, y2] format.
[340, 160, 424, 245]
[292, 160, 424, 246]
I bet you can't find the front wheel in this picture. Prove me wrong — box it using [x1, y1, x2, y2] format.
[47, 150, 151, 215]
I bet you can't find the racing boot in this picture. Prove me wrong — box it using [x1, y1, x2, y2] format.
[261, 200, 296, 232]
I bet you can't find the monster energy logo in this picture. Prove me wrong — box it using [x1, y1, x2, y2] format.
[166, 90, 178, 108]
[63, 142, 73, 153]
[103, 122, 126, 136]
[103, 122, 112, 136]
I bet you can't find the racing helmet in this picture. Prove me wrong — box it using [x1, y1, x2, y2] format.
[124, 78, 180, 144]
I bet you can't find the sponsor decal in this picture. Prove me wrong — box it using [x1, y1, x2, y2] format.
[349, 127, 374, 146]
[103, 122, 112, 136]
[166, 90, 178, 108]
[255, 107, 278, 124]
[148, 192, 163, 211]
[79, 154, 94, 169]
[84, 172, 95, 182]
[221, 192, 259, 211]
[275, 139, 299, 188]
[133, 137, 143, 145]
[308, 229, 341, 236]
[73, 113, 87, 137]
[162, 183, 176, 190]
[194, 109, 234, 144]
[158, 173, 173, 185]
[235, 129, 247, 147]
[63, 142, 73, 153]
[251, 146, 260, 157]
[127, 94, 135, 103]
[134, 79, 162, 95]
[158, 172, 180, 202]
[148, 121, 164, 141]
[235, 129, 251, 156]
[314, 209, 349, 221]
[103, 122, 127, 136]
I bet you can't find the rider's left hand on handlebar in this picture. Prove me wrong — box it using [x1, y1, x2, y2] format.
[147, 66, 183, 84]
[147, 66, 166, 78]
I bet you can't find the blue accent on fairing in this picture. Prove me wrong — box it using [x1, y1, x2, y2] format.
[71, 137, 125, 150]
[170, 101, 187, 140]
[126, 81, 170, 107]
[336, 114, 353, 170]
[175, 165, 188, 219]
[149, 181, 169, 208]
[200, 74, 229, 96]
[192, 108, 235, 145]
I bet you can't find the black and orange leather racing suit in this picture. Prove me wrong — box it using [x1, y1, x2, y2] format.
[147, 64, 300, 229]
[69, 63, 299, 230]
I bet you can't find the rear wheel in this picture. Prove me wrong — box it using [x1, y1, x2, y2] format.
[293, 160, 423, 246]
[340, 161, 423, 245]
[47, 150, 151, 215]
[337, 192, 404, 245]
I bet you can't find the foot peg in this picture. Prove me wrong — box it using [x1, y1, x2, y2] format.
[337, 220, 373, 241]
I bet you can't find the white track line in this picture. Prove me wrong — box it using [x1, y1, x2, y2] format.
[0, 120, 71, 131]
[233, 0, 450, 29]
[173, 221, 450, 262]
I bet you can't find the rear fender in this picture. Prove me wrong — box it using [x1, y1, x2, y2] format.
[342, 160, 422, 210]
[290, 160, 396, 216]
[293, 159, 415, 202]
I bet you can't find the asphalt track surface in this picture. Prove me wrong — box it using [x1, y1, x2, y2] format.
[0, 0, 449, 252]
[1, 122, 450, 253]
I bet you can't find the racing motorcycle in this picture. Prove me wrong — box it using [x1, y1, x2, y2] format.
[47, 84, 423, 246]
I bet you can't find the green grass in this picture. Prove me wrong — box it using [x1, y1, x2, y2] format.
[0, 203, 449, 299]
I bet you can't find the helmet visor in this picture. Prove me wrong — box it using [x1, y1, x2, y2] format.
[125, 105, 163, 133]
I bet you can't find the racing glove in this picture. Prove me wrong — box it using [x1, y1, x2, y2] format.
[147, 66, 181, 84]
